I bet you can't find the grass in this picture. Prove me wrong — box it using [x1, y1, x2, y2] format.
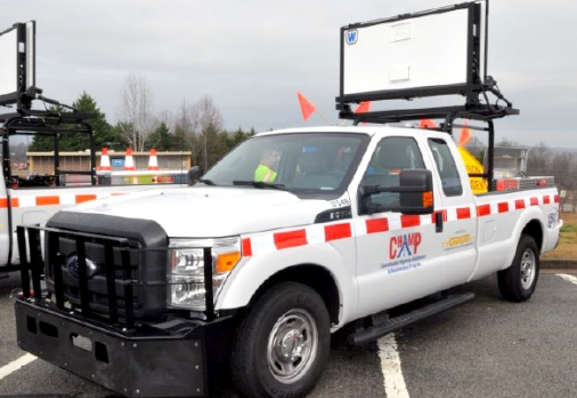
[561, 224, 577, 234]
[542, 212, 577, 260]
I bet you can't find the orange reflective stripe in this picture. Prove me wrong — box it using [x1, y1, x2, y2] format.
[36, 196, 60, 206]
[76, 194, 97, 204]
[0, 197, 20, 208]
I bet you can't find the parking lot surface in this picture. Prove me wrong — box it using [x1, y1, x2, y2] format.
[1, 270, 576, 398]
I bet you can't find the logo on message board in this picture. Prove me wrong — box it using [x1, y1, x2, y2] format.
[345, 29, 358, 45]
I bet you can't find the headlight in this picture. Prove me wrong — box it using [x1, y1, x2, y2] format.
[167, 237, 241, 311]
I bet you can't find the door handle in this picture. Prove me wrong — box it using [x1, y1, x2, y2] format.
[435, 211, 444, 233]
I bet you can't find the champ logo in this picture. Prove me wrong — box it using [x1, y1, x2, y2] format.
[389, 232, 422, 260]
[345, 29, 358, 45]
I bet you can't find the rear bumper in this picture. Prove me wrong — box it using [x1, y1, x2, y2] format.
[16, 299, 229, 397]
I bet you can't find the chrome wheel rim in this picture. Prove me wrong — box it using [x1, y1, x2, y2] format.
[520, 248, 537, 289]
[267, 308, 318, 384]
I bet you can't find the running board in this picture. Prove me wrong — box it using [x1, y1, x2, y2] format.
[348, 292, 475, 346]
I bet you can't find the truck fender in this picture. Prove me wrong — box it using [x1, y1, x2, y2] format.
[501, 207, 545, 271]
[216, 243, 357, 328]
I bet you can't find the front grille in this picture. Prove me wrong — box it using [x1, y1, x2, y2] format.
[45, 231, 146, 325]
[17, 212, 171, 329]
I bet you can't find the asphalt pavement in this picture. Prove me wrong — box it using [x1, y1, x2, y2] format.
[1, 268, 576, 398]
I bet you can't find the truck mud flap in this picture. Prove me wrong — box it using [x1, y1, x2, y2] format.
[15, 300, 207, 398]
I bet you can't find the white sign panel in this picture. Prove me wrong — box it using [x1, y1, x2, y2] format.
[342, 6, 480, 98]
[0, 29, 18, 97]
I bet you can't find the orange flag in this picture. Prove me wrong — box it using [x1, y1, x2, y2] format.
[354, 101, 371, 114]
[297, 92, 316, 122]
[419, 118, 437, 129]
[459, 120, 471, 147]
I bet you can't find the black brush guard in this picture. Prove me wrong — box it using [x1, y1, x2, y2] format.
[14, 224, 231, 398]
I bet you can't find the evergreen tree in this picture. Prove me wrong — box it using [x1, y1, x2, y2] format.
[28, 92, 122, 152]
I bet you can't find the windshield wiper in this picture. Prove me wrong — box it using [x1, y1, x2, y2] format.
[198, 178, 216, 186]
[233, 180, 287, 191]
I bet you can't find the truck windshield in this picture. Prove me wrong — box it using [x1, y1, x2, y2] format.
[202, 133, 367, 194]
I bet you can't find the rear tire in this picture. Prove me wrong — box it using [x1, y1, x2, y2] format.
[498, 234, 540, 302]
[230, 282, 331, 398]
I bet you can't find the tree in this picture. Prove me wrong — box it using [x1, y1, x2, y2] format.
[28, 92, 119, 152]
[194, 96, 224, 171]
[226, 127, 255, 151]
[550, 152, 574, 191]
[118, 73, 155, 151]
[526, 143, 551, 176]
[173, 99, 197, 154]
[146, 122, 181, 151]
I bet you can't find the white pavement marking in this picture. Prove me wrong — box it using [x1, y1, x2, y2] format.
[0, 353, 37, 380]
[377, 333, 410, 398]
[557, 273, 577, 286]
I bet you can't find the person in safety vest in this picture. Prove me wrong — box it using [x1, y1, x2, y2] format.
[254, 149, 280, 182]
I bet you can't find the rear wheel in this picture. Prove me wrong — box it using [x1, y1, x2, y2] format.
[230, 282, 331, 398]
[498, 234, 540, 302]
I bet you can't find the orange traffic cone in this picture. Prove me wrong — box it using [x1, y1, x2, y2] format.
[124, 148, 136, 171]
[98, 147, 112, 171]
[147, 148, 160, 170]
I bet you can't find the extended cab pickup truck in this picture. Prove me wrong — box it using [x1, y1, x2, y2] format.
[0, 111, 186, 271]
[14, 125, 562, 398]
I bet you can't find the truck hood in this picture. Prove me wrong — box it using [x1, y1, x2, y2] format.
[64, 187, 334, 237]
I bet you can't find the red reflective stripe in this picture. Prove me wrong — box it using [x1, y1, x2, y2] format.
[515, 199, 526, 210]
[274, 229, 307, 250]
[543, 195, 550, 204]
[242, 238, 252, 257]
[401, 215, 420, 228]
[110, 193, 125, 196]
[476, 204, 491, 217]
[366, 218, 389, 234]
[0, 197, 19, 208]
[554, 195, 560, 203]
[36, 196, 60, 206]
[530, 197, 539, 206]
[456, 207, 471, 219]
[76, 194, 97, 204]
[498, 202, 509, 213]
[325, 223, 352, 241]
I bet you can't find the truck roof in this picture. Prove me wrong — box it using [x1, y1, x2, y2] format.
[258, 125, 450, 140]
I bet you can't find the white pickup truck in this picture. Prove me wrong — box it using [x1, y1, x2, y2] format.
[0, 111, 186, 271]
[14, 124, 562, 398]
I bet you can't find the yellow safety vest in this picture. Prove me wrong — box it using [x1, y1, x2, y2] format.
[254, 164, 277, 182]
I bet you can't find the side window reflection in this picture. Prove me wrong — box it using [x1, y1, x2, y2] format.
[361, 137, 425, 212]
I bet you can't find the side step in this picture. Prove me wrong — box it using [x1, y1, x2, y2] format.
[348, 292, 475, 346]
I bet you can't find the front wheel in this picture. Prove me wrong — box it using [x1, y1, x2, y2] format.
[498, 234, 540, 302]
[230, 282, 331, 398]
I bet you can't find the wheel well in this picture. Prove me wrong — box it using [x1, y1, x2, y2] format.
[522, 220, 543, 251]
[250, 265, 341, 326]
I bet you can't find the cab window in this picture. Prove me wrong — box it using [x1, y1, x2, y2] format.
[360, 136, 425, 213]
[428, 138, 462, 196]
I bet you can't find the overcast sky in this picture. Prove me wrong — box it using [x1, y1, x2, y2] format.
[3, 1, 577, 147]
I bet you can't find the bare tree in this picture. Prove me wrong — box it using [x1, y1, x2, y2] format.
[118, 73, 155, 151]
[551, 152, 574, 190]
[527, 143, 552, 176]
[173, 99, 198, 155]
[195, 96, 223, 171]
[171, 96, 224, 169]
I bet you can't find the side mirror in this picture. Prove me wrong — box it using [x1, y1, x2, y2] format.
[398, 169, 434, 214]
[360, 169, 434, 215]
[187, 166, 202, 186]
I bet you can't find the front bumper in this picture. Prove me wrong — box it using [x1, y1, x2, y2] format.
[16, 299, 229, 397]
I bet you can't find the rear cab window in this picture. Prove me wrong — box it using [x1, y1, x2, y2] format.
[428, 138, 463, 197]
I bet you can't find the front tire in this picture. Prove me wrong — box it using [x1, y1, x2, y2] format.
[498, 234, 540, 302]
[230, 282, 331, 398]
